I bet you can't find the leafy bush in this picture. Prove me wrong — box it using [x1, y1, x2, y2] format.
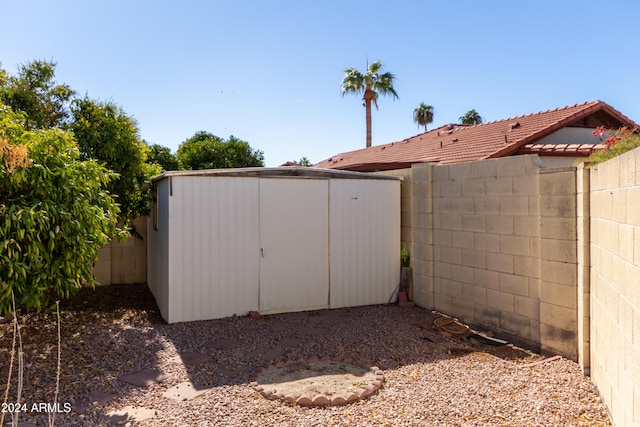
[581, 126, 640, 166]
[0, 104, 122, 315]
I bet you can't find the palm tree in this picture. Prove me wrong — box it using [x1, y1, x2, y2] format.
[413, 103, 434, 131]
[341, 60, 398, 148]
[460, 109, 483, 125]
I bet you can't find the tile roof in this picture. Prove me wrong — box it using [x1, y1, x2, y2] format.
[315, 100, 638, 171]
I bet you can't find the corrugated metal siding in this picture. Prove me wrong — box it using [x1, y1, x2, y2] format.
[167, 176, 260, 323]
[329, 179, 401, 308]
[258, 178, 329, 314]
[147, 179, 171, 319]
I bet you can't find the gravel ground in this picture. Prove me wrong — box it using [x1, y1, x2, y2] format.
[0, 283, 612, 426]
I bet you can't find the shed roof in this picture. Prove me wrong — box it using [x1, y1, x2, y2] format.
[151, 166, 402, 184]
[314, 100, 638, 172]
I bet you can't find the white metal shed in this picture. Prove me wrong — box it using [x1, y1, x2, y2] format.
[147, 167, 401, 323]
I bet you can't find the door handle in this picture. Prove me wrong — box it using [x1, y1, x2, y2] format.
[261, 247, 265, 257]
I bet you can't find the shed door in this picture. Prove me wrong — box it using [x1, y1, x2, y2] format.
[259, 178, 329, 314]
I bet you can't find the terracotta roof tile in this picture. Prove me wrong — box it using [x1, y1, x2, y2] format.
[315, 101, 638, 171]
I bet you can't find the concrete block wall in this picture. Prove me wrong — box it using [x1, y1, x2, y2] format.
[427, 155, 549, 351]
[590, 148, 640, 427]
[92, 216, 148, 285]
[538, 167, 579, 359]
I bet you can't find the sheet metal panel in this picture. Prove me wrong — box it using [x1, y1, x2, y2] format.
[259, 178, 329, 314]
[329, 179, 401, 308]
[167, 176, 260, 323]
[147, 179, 171, 319]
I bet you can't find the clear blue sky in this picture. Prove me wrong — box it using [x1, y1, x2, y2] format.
[4, 0, 640, 167]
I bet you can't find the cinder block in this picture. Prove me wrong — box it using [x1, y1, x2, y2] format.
[451, 298, 475, 321]
[463, 283, 487, 305]
[413, 213, 431, 231]
[500, 235, 531, 256]
[470, 159, 497, 179]
[539, 281, 576, 309]
[486, 215, 514, 235]
[462, 215, 486, 232]
[514, 255, 539, 278]
[619, 148, 636, 188]
[540, 302, 577, 331]
[626, 187, 640, 227]
[512, 175, 538, 195]
[485, 177, 513, 196]
[499, 196, 529, 215]
[441, 278, 463, 299]
[474, 305, 501, 328]
[438, 246, 462, 265]
[440, 213, 463, 230]
[462, 249, 486, 269]
[500, 311, 532, 336]
[433, 229, 452, 246]
[434, 293, 452, 314]
[539, 259, 576, 286]
[461, 178, 486, 197]
[451, 265, 474, 284]
[539, 217, 576, 240]
[486, 252, 514, 274]
[497, 156, 529, 177]
[473, 196, 500, 215]
[499, 273, 529, 297]
[411, 163, 431, 184]
[540, 323, 577, 360]
[539, 195, 576, 217]
[539, 170, 576, 195]
[473, 268, 500, 290]
[514, 216, 539, 237]
[528, 195, 540, 216]
[540, 238, 577, 263]
[474, 233, 500, 252]
[486, 289, 515, 312]
[612, 189, 627, 224]
[451, 230, 474, 249]
[434, 261, 451, 280]
[448, 162, 471, 180]
[440, 180, 462, 197]
[515, 295, 540, 320]
[432, 165, 449, 181]
[450, 196, 474, 213]
[618, 224, 634, 263]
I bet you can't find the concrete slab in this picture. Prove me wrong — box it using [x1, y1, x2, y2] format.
[103, 406, 156, 426]
[175, 352, 211, 365]
[163, 381, 211, 401]
[118, 369, 169, 387]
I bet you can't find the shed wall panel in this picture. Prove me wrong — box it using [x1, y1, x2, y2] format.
[259, 178, 329, 313]
[329, 179, 401, 308]
[167, 177, 260, 322]
[147, 179, 171, 319]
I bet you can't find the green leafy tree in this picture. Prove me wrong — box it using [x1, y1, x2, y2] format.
[460, 109, 483, 125]
[0, 102, 122, 315]
[147, 142, 179, 171]
[413, 103, 434, 131]
[177, 131, 264, 170]
[341, 60, 398, 148]
[0, 60, 75, 129]
[69, 98, 160, 227]
[292, 157, 312, 166]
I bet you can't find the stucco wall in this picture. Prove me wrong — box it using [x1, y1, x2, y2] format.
[589, 148, 640, 427]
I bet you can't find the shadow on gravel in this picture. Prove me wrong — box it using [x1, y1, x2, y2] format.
[0, 283, 541, 425]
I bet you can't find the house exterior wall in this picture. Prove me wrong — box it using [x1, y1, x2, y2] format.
[589, 149, 640, 427]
